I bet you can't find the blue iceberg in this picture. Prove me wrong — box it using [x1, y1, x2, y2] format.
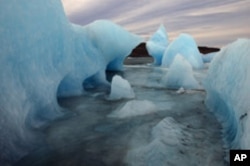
[0, 0, 142, 164]
[202, 52, 217, 63]
[204, 39, 250, 150]
[162, 54, 200, 90]
[161, 33, 204, 69]
[146, 25, 168, 65]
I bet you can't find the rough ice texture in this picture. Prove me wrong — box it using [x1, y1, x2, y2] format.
[0, 0, 142, 164]
[146, 25, 168, 65]
[108, 100, 157, 118]
[161, 33, 204, 69]
[162, 55, 200, 89]
[126, 117, 190, 166]
[107, 75, 135, 100]
[204, 39, 250, 149]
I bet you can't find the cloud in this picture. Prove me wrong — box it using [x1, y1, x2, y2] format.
[61, 0, 250, 47]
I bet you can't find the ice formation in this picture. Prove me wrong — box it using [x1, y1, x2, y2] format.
[126, 117, 189, 166]
[107, 75, 135, 100]
[204, 39, 250, 149]
[162, 55, 200, 89]
[202, 52, 217, 63]
[146, 25, 168, 65]
[161, 33, 204, 69]
[0, 0, 142, 164]
[108, 100, 157, 118]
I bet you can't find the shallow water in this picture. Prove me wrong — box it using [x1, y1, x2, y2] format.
[16, 63, 226, 166]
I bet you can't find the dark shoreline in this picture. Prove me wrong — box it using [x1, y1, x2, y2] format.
[128, 43, 220, 58]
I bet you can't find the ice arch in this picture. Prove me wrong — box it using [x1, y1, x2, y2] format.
[0, 0, 142, 164]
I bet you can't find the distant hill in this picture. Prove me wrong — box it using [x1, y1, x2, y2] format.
[129, 43, 220, 57]
[198, 46, 220, 54]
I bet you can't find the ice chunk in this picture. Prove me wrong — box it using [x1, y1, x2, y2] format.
[126, 117, 188, 166]
[107, 75, 135, 100]
[162, 55, 200, 89]
[151, 117, 183, 146]
[146, 24, 168, 65]
[176, 87, 185, 94]
[108, 100, 157, 118]
[161, 33, 204, 69]
[204, 39, 250, 149]
[0, 0, 142, 164]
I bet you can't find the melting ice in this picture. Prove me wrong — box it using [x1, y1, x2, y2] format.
[0, 0, 249, 165]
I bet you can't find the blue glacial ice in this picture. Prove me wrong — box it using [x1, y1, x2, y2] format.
[204, 39, 250, 149]
[0, 0, 142, 163]
[162, 55, 200, 90]
[161, 33, 204, 69]
[146, 25, 168, 65]
[202, 52, 217, 63]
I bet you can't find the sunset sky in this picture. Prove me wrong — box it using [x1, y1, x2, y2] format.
[61, 0, 250, 47]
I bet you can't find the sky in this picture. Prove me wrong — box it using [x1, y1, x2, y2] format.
[61, 0, 250, 47]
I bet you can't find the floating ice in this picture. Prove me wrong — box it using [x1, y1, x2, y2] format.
[161, 33, 204, 69]
[146, 25, 168, 65]
[107, 75, 135, 100]
[204, 39, 250, 149]
[0, 0, 142, 163]
[176, 87, 185, 94]
[108, 100, 157, 118]
[162, 55, 200, 89]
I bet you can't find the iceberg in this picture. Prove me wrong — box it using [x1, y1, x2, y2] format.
[202, 52, 217, 63]
[161, 33, 204, 69]
[204, 39, 250, 149]
[0, 0, 142, 164]
[107, 75, 135, 100]
[108, 100, 157, 118]
[162, 55, 200, 90]
[146, 25, 168, 65]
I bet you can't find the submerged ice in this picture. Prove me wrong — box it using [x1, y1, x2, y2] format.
[0, 0, 141, 164]
[108, 100, 157, 118]
[204, 39, 250, 149]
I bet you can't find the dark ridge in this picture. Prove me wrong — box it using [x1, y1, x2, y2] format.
[129, 43, 150, 57]
[128, 43, 220, 57]
[198, 46, 220, 54]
